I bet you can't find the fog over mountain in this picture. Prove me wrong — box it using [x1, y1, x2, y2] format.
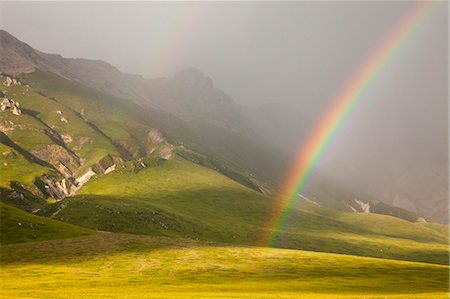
[1, 1, 447, 222]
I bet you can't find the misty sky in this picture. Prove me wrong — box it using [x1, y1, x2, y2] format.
[0, 1, 446, 107]
[0, 1, 448, 219]
[1, 1, 447, 152]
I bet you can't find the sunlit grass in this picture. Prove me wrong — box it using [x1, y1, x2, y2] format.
[42, 157, 449, 265]
[1, 233, 448, 299]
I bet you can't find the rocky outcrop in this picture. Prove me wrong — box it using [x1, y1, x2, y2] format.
[39, 175, 67, 200]
[148, 128, 164, 144]
[31, 144, 80, 176]
[33, 156, 121, 200]
[76, 168, 96, 186]
[0, 98, 21, 115]
[3, 75, 21, 87]
[91, 154, 121, 174]
[158, 146, 172, 160]
[61, 134, 73, 144]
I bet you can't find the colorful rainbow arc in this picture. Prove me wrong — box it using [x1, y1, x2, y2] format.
[258, 1, 439, 247]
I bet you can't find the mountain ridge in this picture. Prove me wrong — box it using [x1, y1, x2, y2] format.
[0, 29, 243, 130]
[0, 30, 444, 224]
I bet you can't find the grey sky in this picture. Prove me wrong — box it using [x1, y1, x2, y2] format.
[1, 1, 446, 108]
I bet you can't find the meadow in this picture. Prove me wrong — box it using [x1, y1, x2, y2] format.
[0, 233, 448, 299]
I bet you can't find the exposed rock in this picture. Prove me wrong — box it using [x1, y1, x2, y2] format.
[76, 168, 96, 185]
[12, 105, 21, 115]
[56, 179, 69, 195]
[60, 117, 68, 123]
[104, 164, 116, 174]
[56, 162, 73, 177]
[91, 155, 116, 174]
[3, 76, 20, 86]
[0, 98, 21, 115]
[0, 120, 14, 132]
[148, 128, 164, 144]
[31, 144, 80, 174]
[8, 190, 24, 200]
[56, 110, 63, 115]
[355, 199, 371, 213]
[147, 146, 156, 155]
[159, 147, 172, 160]
[342, 200, 358, 212]
[41, 175, 66, 200]
[4, 76, 12, 86]
[249, 177, 274, 196]
[61, 133, 73, 144]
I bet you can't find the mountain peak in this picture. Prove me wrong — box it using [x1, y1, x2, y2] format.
[0, 30, 41, 75]
[174, 67, 214, 89]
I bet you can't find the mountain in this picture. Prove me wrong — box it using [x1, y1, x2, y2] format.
[246, 102, 449, 223]
[0, 30, 441, 224]
[0, 30, 242, 131]
[0, 29, 448, 299]
[0, 30, 446, 234]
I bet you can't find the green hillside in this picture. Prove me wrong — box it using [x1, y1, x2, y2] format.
[0, 203, 92, 244]
[1, 233, 448, 299]
[0, 71, 266, 205]
[0, 31, 448, 299]
[40, 156, 449, 265]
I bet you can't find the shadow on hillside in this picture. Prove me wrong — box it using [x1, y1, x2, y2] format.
[26, 189, 450, 266]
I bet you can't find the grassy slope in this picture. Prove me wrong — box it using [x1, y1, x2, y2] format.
[0, 203, 93, 244]
[41, 156, 449, 265]
[0, 233, 447, 299]
[0, 143, 50, 188]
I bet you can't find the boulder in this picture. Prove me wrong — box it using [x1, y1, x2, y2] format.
[0, 98, 21, 115]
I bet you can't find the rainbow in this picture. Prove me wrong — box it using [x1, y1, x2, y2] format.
[259, 1, 439, 247]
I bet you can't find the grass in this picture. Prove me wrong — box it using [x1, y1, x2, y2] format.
[41, 156, 449, 265]
[3, 75, 121, 175]
[0, 202, 93, 244]
[0, 144, 49, 188]
[1, 71, 448, 298]
[0, 232, 448, 299]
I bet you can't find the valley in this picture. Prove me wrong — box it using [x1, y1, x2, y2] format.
[0, 27, 448, 298]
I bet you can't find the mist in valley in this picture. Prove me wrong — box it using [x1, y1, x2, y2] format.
[1, 1, 448, 222]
